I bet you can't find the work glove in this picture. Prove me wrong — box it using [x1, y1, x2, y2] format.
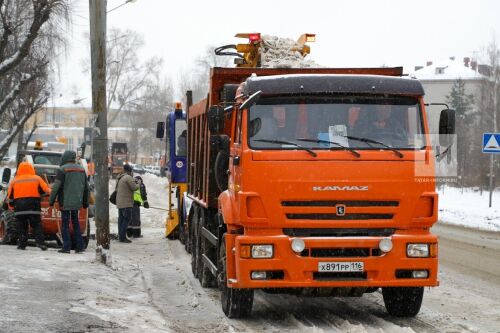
[143, 201, 149, 209]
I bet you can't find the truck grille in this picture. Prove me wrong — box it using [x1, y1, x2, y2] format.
[283, 228, 395, 237]
[282, 200, 398, 221]
[286, 213, 393, 220]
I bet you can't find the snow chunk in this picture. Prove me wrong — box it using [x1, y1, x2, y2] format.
[260, 35, 321, 68]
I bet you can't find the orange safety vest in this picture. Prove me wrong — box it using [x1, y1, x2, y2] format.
[88, 162, 95, 176]
[7, 162, 50, 200]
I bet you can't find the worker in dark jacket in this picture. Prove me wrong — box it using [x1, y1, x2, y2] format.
[127, 175, 149, 238]
[7, 161, 50, 250]
[49, 150, 89, 254]
[116, 164, 139, 242]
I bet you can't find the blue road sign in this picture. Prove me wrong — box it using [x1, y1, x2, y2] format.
[483, 133, 500, 153]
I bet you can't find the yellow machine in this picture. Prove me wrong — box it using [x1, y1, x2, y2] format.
[156, 102, 188, 239]
[165, 183, 187, 238]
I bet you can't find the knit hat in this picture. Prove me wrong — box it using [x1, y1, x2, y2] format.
[123, 164, 133, 173]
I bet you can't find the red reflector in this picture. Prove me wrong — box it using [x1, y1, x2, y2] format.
[249, 33, 261, 42]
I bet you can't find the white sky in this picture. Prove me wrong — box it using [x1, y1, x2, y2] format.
[53, 0, 500, 107]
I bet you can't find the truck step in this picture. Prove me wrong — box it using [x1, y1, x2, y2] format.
[202, 254, 218, 277]
[201, 226, 218, 247]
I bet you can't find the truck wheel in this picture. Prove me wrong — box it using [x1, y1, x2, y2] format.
[190, 206, 200, 278]
[218, 237, 253, 318]
[382, 287, 424, 317]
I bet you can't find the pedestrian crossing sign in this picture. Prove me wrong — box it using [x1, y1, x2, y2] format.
[483, 133, 500, 153]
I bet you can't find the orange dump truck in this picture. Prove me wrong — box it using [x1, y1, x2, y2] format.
[184, 66, 454, 318]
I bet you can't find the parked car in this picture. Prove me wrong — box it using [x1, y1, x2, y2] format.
[133, 164, 146, 174]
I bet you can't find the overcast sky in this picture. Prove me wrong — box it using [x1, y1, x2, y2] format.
[54, 0, 500, 106]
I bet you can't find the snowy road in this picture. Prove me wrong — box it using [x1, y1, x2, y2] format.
[1, 223, 499, 332]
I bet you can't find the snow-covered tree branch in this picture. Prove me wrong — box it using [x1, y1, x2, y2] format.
[0, 0, 69, 159]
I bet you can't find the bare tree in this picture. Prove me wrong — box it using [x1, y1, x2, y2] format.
[128, 76, 174, 163]
[178, 45, 233, 104]
[104, 28, 163, 127]
[0, 0, 69, 158]
[475, 37, 500, 189]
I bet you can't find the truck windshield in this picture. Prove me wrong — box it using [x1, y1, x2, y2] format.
[248, 95, 425, 151]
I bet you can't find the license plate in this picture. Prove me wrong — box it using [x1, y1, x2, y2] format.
[318, 261, 364, 272]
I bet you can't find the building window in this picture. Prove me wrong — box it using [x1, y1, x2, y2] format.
[435, 67, 446, 75]
[67, 137, 74, 150]
[54, 112, 65, 123]
[45, 112, 53, 123]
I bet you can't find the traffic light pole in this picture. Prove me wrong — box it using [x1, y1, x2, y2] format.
[89, 0, 110, 252]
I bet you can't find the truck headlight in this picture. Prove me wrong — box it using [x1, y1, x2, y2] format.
[251, 245, 273, 258]
[407, 243, 429, 257]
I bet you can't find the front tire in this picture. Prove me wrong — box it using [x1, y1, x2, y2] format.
[382, 287, 424, 317]
[218, 237, 253, 318]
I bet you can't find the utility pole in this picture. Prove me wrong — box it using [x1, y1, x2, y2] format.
[489, 64, 498, 208]
[89, 0, 110, 251]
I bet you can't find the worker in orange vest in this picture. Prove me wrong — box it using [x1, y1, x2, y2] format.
[7, 161, 51, 250]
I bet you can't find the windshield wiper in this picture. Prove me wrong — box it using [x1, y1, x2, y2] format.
[253, 139, 317, 157]
[344, 136, 404, 158]
[296, 138, 360, 158]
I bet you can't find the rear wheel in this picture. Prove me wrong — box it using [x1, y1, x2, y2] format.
[382, 287, 424, 317]
[218, 237, 253, 318]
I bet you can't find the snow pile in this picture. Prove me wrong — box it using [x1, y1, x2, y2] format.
[260, 35, 320, 68]
[438, 186, 500, 231]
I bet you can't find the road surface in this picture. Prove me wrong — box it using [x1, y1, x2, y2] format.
[1, 222, 499, 332]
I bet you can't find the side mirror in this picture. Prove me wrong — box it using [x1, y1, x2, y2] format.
[240, 90, 262, 110]
[2, 168, 11, 184]
[156, 122, 165, 139]
[208, 106, 225, 134]
[439, 109, 456, 146]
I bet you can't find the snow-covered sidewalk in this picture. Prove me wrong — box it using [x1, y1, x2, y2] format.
[438, 186, 500, 232]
